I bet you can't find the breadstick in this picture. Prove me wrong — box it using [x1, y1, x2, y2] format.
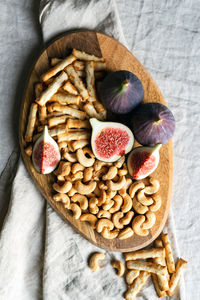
[83, 102, 99, 118]
[124, 248, 165, 261]
[77, 70, 105, 80]
[73, 60, 106, 71]
[41, 54, 76, 82]
[47, 103, 86, 120]
[71, 139, 89, 151]
[72, 49, 104, 62]
[36, 72, 68, 106]
[161, 233, 175, 273]
[168, 258, 188, 296]
[57, 131, 90, 143]
[62, 81, 78, 95]
[85, 61, 96, 101]
[50, 93, 81, 105]
[152, 274, 167, 298]
[48, 115, 69, 128]
[126, 260, 167, 276]
[65, 65, 89, 100]
[124, 271, 150, 300]
[25, 103, 38, 142]
[48, 124, 67, 137]
[67, 119, 90, 129]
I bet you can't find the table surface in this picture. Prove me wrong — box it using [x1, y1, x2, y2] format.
[0, 1, 200, 299]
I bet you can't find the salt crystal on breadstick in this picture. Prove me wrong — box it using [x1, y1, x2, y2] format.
[161, 233, 175, 273]
[126, 260, 167, 276]
[41, 54, 76, 82]
[25, 103, 38, 142]
[168, 258, 188, 296]
[72, 49, 104, 62]
[124, 248, 165, 261]
[36, 72, 68, 106]
[65, 65, 89, 100]
[124, 271, 150, 300]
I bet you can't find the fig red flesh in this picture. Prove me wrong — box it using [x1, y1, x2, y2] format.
[129, 151, 156, 179]
[94, 127, 130, 159]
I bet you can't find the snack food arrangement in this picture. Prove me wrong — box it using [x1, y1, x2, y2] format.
[89, 233, 187, 299]
[24, 48, 176, 240]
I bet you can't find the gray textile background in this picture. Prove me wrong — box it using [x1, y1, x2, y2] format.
[0, 0, 199, 299]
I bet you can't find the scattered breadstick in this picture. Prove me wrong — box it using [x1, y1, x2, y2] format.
[83, 102, 99, 118]
[50, 93, 81, 105]
[85, 61, 96, 101]
[41, 54, 76, 82]
[127, 260, 167, 276]
[124, 248, 165, 261]
[62, 80, 78, 95]
[48, 124, 67, 137]
[48, 115, 69, 128]
[72, 48, 104, 61]
[124, 271, 150, 300]
[25, 103, 38, 142]
[168, 258, 187, 296]
[152, 273, 167, 298]
[74, 60, 106, 71]
[47, 103, 86, 120]
[36, 71, 68, 106]
[67, 119, 90, 129]
[161, 233, 175, 273]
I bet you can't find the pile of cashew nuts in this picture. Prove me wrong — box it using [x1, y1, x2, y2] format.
[53, 148, 162, 239]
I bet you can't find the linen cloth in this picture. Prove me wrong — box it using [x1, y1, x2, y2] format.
[0, 0, 199, 299]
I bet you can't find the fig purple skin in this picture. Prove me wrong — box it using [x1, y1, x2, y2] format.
[131, 103, 175, 146]
[98, 70, 144, 114]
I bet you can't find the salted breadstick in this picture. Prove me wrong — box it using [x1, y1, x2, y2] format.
[71, 139, 89, 151]
[50, 92, 81, 105]
[168, 258, 187, 296]
[67, 119, 90, 129]
[124, 271, 150, 300]
[62, 81, 78, 95]
[126, 270, 140, 285]
[72, 49, 104, 62]
[85, 61, 96, 101]
[41, 54, 76, 82]
[48, 115, 69, 128]
[161, 233, 175, 273]
[48, 124, 67, 137]
[25, 103, 38, 142]
[24, 145, 32, 157]
[47, 103, 86, 120]
[34, 82, 47, 123]
[65, 65, 89, 100]
[57, 131, 90, 143]
[152, 273, 167, 298]
[124, 248, 165, 261]
[93, 61, 106, 71]
[83, 102, 99, 118]
[77, 70, 105, 80]
[73, 60, 106, 71]
[36, 72, 68, 106]
[154, 239, 169, 292]
[126, 260, 167, 276]
[50, 57, 62, 66]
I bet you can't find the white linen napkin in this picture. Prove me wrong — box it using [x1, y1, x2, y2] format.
[0, 1, 185, 299]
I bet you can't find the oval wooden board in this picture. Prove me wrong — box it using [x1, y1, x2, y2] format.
[19, 31, 173, 252]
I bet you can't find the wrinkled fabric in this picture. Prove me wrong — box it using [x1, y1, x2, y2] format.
[0, 0, 199, 299]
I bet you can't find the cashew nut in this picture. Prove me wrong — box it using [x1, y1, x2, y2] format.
[77, 148, 95, 167]
[89, 252, 106, 271]
[106, 190, 117, 200]
[102, 166, 118, 180]
[83, 167, 93, 182]
[96, 218, 114, 233]
[80, 213, 97, 229]
[120, 211, 134, 225]
[53, 193, 70, 208]
[121, 194, 133, 213]
[71, 194, 88, 210]
[68, 203, 81, 219]
[112, 260, 125, 277]
[94, 160, 112, 171]
[109, 195, 123, 213]
[117, 164, 128, 176]
[142, 211, 156, 229]
[57, 175, 65, 182]
[118, 178, 132, 196]
[74, 180, 96, 195]
[68, 186, 77, 197]
[102, 199, 114, 211]
[53, 181, 72, 193]
[114, 156, 125, 168]
[112, 212, 124, 229]
[93, 184, 101, 197]
[93, 166, 108, 181]
[132, 215, 149, 236]
[118, 227, 134, 240]
[97, 210, 111, 219]
[54, 161, 71, 176]
[101, 228, 119, 239]
[144, 178, 160, 195]
[132, 197, 148, 214]
[97, 190, 107, 206]
[89, 197, 99, 214]
[125, 269, 140, 284]
[129, 181, 145, 198]
[107, 176, 126, 191]
[149, 194, 162, 212]
[70, 171, 83, 181]
[137, 189, 154, 206]
[71, 163, 85, 174]
[98, 181, 108, 190]
[63, 152, 77, 162]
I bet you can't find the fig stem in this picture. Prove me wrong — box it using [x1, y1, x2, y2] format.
[154, 119, 162, 125]
[120, 80, 129, 93]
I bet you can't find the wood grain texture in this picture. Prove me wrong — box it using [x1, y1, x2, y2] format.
[19, 31, 173, 252]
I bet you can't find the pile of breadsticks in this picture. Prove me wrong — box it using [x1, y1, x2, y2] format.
[89, 233, 187, 299]
[24, 48, 163, 239]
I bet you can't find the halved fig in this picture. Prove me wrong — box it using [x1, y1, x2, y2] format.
[127, 144, 162, 180]
[32, 126, 61, 174]
[90, 118, 134, 162]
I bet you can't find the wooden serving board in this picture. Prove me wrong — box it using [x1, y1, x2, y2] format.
[19, 31, 173, 252]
